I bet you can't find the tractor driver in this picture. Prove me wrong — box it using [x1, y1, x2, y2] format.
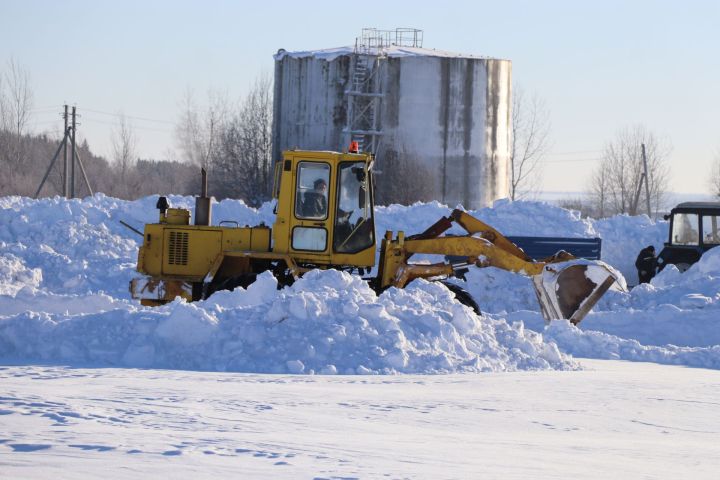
[303, 178, 328, 218]
[635, 245, 657, 284]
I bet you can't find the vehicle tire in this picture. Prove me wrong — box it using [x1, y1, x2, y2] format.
[441, 282, 481, 315]
[676, 262, 691, 273]
[207, 273, 258, 298]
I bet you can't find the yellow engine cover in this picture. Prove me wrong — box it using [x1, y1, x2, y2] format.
[138, 224, 271, 280]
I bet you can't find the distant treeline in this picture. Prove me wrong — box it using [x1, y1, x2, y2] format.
[0, 130, 199, 199]
[0, 57, 474, 207]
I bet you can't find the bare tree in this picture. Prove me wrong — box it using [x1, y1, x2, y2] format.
[0, 58, 34, 190]
[111, 113, 139, 198]
[0, 58, 34, 137]
[214, 75, 273, 205]
[709, 151, 720, 198]
[175, 88, 229, 170]
[239, 74, 273, 196]
[588, 125, 671, 218]
[510, 87, 551, 200]
[587, 159, 611, 218]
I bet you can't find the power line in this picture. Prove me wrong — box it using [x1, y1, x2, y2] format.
[547, 149, 602, 156]
[30, 108, 175, 132]
[81, 116, 173, 133]
[542, 157, 603, 164]
[30, 106, 64, 113]
[33, 120, 65, 126]
[81, 108, 175, 125]
[31, 104, 177, 131]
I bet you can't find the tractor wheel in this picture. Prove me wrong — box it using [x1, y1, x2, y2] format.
[206, 273, 258, 299]
[441, 281, 481, 315]
[676, 262, 691, 273]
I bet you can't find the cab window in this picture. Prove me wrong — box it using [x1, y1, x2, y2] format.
[333, 161, 374, 253]
[672, 213, 699, 245]
[292, 227, 327, 251]
[295, 162, 330, 220]
[702, 215, 720, 245]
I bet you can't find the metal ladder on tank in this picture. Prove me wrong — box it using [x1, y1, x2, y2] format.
[344, 52, 385, 154]
[344, 29, 422, 154]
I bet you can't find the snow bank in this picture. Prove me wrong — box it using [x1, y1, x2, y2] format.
[594, 213, 667, 284]
[0, 195, 143, 297]
[544, 320, 720, 370]
[573, 246, 720, 347]
[0, 270, 574, 373]
[1, 193, 719, 372]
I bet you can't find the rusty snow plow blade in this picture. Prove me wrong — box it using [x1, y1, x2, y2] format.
[532, 260, 626, 325]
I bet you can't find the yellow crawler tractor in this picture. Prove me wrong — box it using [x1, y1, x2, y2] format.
[130, 149, 621, 324]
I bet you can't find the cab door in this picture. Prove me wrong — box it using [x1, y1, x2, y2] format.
[291, 161, 332, 255]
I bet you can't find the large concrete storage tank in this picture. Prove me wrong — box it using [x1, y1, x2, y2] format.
[272, 30, 511, 209]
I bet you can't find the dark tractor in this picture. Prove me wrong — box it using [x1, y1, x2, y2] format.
[657, 202, 720, 272]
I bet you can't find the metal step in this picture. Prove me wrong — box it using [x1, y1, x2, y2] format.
[344, 91, 384, 97]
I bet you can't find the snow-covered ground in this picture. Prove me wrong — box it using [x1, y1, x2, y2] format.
[2, 361, 719, 479]
[1, 194, 719, 477]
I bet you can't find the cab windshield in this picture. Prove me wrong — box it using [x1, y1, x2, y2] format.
[671, 213, 699, 246]
[333, 161, 374, 253]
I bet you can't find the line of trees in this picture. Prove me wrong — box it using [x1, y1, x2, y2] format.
[554, 127, 673, 220]
[0, 59, 200, 199]
[173, 75, 273, 206]
[587, 125, 672, 218]
[0, 58, 275, 202]
[2, 57, 718, 212]
[509, 87, 680, 219]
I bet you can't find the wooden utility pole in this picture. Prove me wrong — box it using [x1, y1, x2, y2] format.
[71, 142, 94, 197]
[35, 105, 93, 199]
[71, 106, 77, 198]
[62, 104, 68, 197]
[633, 172, 645, 215]
[34, 135, 68, 199]
[641, 143, 651, 218]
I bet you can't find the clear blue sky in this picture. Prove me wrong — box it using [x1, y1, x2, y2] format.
[1, 0, 718, 193]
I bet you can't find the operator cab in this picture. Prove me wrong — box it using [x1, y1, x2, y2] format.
[657, 202, 720, 272]
[272, 149, 376, 270]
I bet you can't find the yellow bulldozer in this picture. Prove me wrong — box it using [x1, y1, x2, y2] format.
[129, 148, 621, 324]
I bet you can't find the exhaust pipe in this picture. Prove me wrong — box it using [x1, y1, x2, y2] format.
[194, 168, 212, 226]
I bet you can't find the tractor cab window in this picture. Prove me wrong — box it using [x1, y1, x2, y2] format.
[295, 162, 330, 220]
[333, 161, 374, 253]
[672, 213, 699, 246]
[702, 215, 720, 245]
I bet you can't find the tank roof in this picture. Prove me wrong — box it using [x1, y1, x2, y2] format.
[274, 46, 505, 62]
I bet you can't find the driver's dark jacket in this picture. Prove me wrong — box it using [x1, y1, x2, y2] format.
[302, 191, 327, 217]
[635, 247, 657, 283]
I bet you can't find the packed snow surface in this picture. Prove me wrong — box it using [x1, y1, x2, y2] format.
[3, 360, 719, 479]
[1, 194, 719, 373]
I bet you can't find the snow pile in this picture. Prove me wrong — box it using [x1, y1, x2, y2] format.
[376, 199, 595, 240]
[0, 252, 42, 295]
[577, 246, 720, 347]
[0, 195, 140, 297]
[0, 270, 574, 373]
[377, 199, 668, 284]
[544, 321, 720, 370]
[593, 213, 667, 283]
[1, 193, 719, 373]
